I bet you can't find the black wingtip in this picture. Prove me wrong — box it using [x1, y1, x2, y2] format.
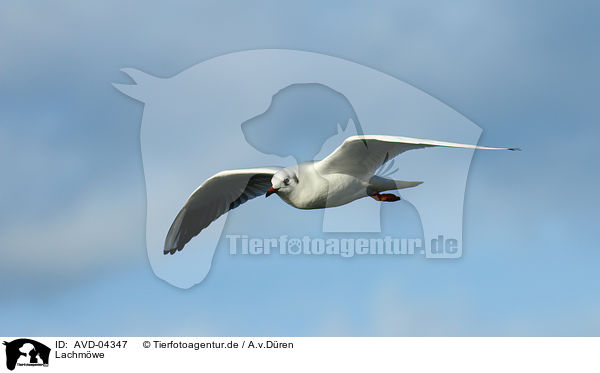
[163, 246, 182, 255]
[508, 147, 522, 151]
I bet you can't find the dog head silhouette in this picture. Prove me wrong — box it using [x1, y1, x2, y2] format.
[241, 83, 364, 163]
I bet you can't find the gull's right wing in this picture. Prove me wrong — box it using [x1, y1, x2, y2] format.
[164, 167, 282, 255]
[316, 135, 519, 178]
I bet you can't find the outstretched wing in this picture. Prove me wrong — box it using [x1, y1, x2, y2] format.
[316, 135, 519, 178]
[164, 167, 282, 255]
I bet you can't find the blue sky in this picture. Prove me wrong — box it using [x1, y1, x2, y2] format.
[0, 1, 599, 336]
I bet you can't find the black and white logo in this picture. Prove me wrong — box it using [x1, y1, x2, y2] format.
[3, 339, 50, 371]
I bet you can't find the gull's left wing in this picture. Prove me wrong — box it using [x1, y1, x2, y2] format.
[164, 167, 282, 255]
[316, 135, 519, 178]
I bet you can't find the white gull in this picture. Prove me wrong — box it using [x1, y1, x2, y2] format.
[164, 135, 519, 254]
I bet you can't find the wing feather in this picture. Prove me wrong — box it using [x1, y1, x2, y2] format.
[164, 167, 281, 254]
[316, 135, 519, 178]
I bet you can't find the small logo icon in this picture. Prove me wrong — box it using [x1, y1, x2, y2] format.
[3, 339, 50, 371]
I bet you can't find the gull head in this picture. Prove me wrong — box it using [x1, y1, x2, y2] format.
[266, 167, 299, 197]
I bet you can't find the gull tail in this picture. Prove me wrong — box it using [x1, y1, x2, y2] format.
[392, 180, 423, 189]
[368, 176, 423, 194]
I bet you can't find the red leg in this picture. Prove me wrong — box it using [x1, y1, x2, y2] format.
[370, 193, 401, 202]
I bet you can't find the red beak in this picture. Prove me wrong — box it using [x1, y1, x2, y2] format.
[266, 187, 278, 197]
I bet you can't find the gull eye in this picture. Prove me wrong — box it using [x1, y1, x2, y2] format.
[283, 178, 290, 185]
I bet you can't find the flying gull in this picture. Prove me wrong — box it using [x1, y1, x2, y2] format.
[164, 135, 519, 254]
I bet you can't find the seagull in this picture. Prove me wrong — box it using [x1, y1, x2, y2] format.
[164, 135, 519, 254]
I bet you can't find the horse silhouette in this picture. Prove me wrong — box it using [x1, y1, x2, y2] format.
[114, 49, 484, 288]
